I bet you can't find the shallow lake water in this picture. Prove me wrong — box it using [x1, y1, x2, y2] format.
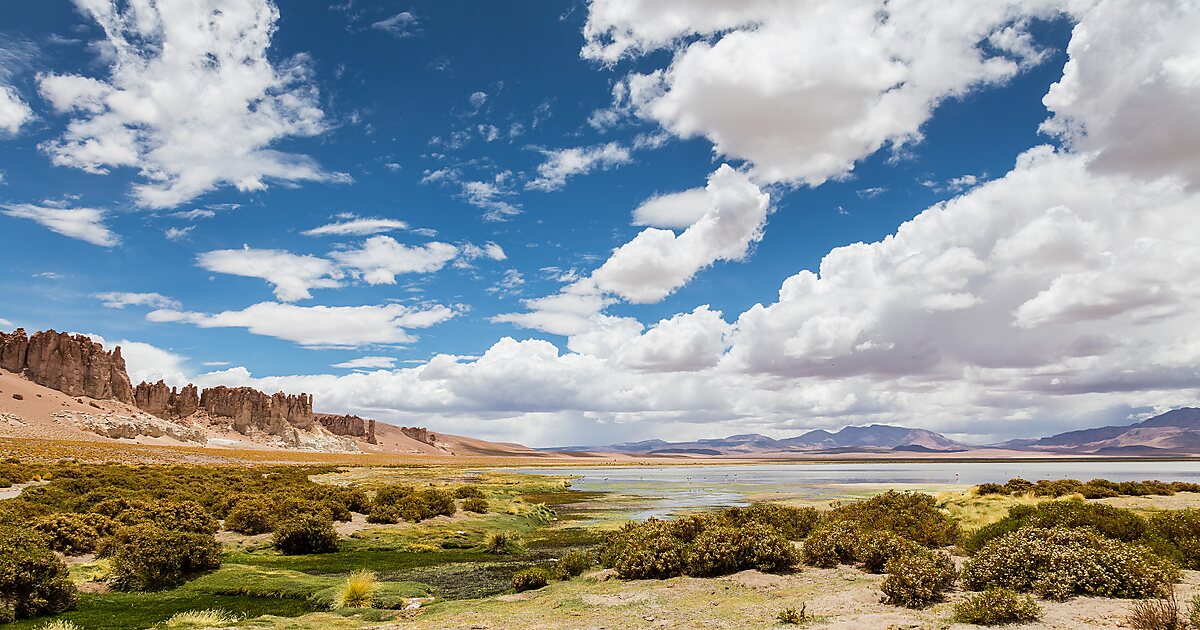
[511, 461, 1200, 520]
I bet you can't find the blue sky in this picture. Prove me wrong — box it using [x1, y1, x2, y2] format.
[1, 1, 1197, 446]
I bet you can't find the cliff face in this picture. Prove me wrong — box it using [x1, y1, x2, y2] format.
[133, 384, 315, 437]
[133, 381, 199, 419]
[0, 328, 134, 403]
[400, 426, 437, 446]
[315, 413, 377, 444]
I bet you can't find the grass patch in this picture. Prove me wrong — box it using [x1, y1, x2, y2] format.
[3, 592, 317, 630]
[186, 564, 430, 608]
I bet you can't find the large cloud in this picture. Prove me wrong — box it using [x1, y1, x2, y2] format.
[584, 0, 1064, 185]
[38, 0, 346, 208]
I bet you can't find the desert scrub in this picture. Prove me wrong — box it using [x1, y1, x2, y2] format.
[108, 524, 222, 591]
[555, 550, 593, 578]
[461, 497, 488, 513]
[952, 588, 1041, 625]
[600, 519, 687, 579]
[962, 526, 1178, 600]
[880, 548, 955, 608]
[483, 530, 523, 554]
[1148, 509, 1200, 568]
[719, 503, 820, 540]
[453, 485, 485, 499]
[823, 491, 958, 548]
[800, 522, 863, 568]
[334, 570, 377, 609]
[511, 567, 550, 592]
[1126, 593, 1185, 630]
[34, 512, 117, 555]
[165, 608, 238, 628]
[35, 621, 82, 630]
[777, 604, 807, 624]
[0, 527, 79, 622]
[273, 514, 339, 555]
[1189, 594, 1200, 627]
[686, 522, 798, 576]
[963, 499, 1148, 554]
[222, 496, 277, 534]
[855, 530, 924, 574]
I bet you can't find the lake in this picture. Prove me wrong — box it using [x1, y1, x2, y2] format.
[511, 460, 1200, 520]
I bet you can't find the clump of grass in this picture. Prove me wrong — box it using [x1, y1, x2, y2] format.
[1127, 593, 1185, 630]
[164, 609, 237, 628]
[511, 567, 550, 592]
[555, 550, 593, 579]
[777, 604, 807, 624]
[483, 531, 523, 554]
[37, 621, 82, 630]
[952, 588, 1041, 625]
[335, 570, 377, 609]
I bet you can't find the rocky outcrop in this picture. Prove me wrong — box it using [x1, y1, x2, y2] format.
[400, 426, 437, 446]
[133, 381, 199, 419]
[0, 328, 133, 403]
[315, 413, 377, 444]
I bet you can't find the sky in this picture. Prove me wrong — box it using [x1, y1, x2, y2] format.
[1, 0, 1198, 447]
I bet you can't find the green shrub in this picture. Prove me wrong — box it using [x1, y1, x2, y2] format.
[366, 502, 402, 524]
[824, 491, 958, 547]
[555, 550, 593, 578]
[1149, 510, 1200, 569]
[416, 488, 456, 518]
[373, 484, 414, 507]
[963, 500, 1148, 554]
[1189, 594, 1200, 628]
[962, 527, 1177, 600]
[0, 527, 78, 622]
[975, 483, 1006, 495]
[108, 524, 221, 591]
[1004, 478, 1034, 494]
[855, 530, 924, 574]
[454, 486, 485, 499]
[223, 497, 276, 535]
[483, 531, 523, 555]
[800, 522, 862, 568]
[880, 548, 955, 608]
[462, 497, 488, 513]
[1171, 482, 1200, 493]
[272, 514, 339, 555]
[34, 512, 117, 555]
[601, 519, 687, 579]
[686, 522, 797, 577]
[720, 503, 820, 540]
[99, 499, 218, 534]
[952, 588, 1041, 625]
[0, 477, 11, 488]
[777, 604, 807, 624]
[511, 567, 550, 592]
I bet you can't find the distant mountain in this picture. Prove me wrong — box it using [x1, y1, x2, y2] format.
[1019, 408, 1200, 454]
[551, 424, 972, 456]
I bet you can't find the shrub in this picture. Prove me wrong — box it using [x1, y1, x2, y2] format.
[272, 514, 339, 555]
[37, 621, 82, 630]
[601, 519, 687, 579]
[34, 512, 117, 555]
[855, 530, 924, 574]
[454, 486, 485, 499]
[555, 550, 593, 578]
[165, 609, 237, 628]
[1189, 594, 1200, 628]
[777, 604, 807, 624]
[975, 483, 1006, 495]
[952, 588, 1041, 625]
[416, 488, 457, 518]
[1171, 482, 1200, 493]
[0, 527, 78, 623]
[1149, 509, 1200, 569]
[1004, 478, 1034, 494]
[0, 477, 11, 488]
[334, 570, 376, 609]
[824, 491, 958, 547]
[1127, 593, 1185, 630]
[462, 497, 488, 513]
[720, 503, 820, 540]
[223, 497, 276, 535]
[108, 524, 221, 591]
[366, 503, 402, 524]
[880, 548, 955, 608]
[686, 522, 797, 577]
[373, 484, 414, 507]
[963, 500, 1148, 554]
[100, 499, 218, 534]
[961, 527, 1177, 600]
[483, 531, 523, 555]
[511, 567, 550, 592]
[800, 522, 863, 568]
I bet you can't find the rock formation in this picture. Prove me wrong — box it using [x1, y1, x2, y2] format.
[400, 426, 437, 446]
[133, 384, 314, 438]
[133, 381, 199, 419]
[315, 413, 377, 444]
[0, 328, 133, 403]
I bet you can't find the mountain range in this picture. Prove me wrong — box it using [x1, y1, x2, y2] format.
[554, 409, 1200, 457]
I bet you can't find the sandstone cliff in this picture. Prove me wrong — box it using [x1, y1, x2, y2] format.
[0, 328, 134, 403]
[315, 413, 377, 444]
[400, 426, 437, 446]
[133, 381, 199, 418]
[133, 383, 314, 438]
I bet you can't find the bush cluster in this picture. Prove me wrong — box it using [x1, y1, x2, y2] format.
[599, 509, 799, 580]
[820, 491, 958, 548]
[453, 485, 485, 499]
[1148, 510, 1200, 569]
[555, 550, 593, 579]
[511, 567, 550, 592]
[963, 499, 1148, 554]
[462, 497, 489, 513]
[272, 514, 340, 555]
[108, 524, 222, 591]
[962, 527, 1178, 600]
[982, 477, 1200, 499]
[223, 496, 277, 535]
[367, 486, 456, 524]
[0, 527, 78, 622]
[34, 512, 117, 555]
[880, 548, 956, 608]
[952, 588, 1041, 625]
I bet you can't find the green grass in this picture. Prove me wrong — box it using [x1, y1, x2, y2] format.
[188, 564, 431, 607]
[5, 592, 317, 630]
[226, 548, 487, 576]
